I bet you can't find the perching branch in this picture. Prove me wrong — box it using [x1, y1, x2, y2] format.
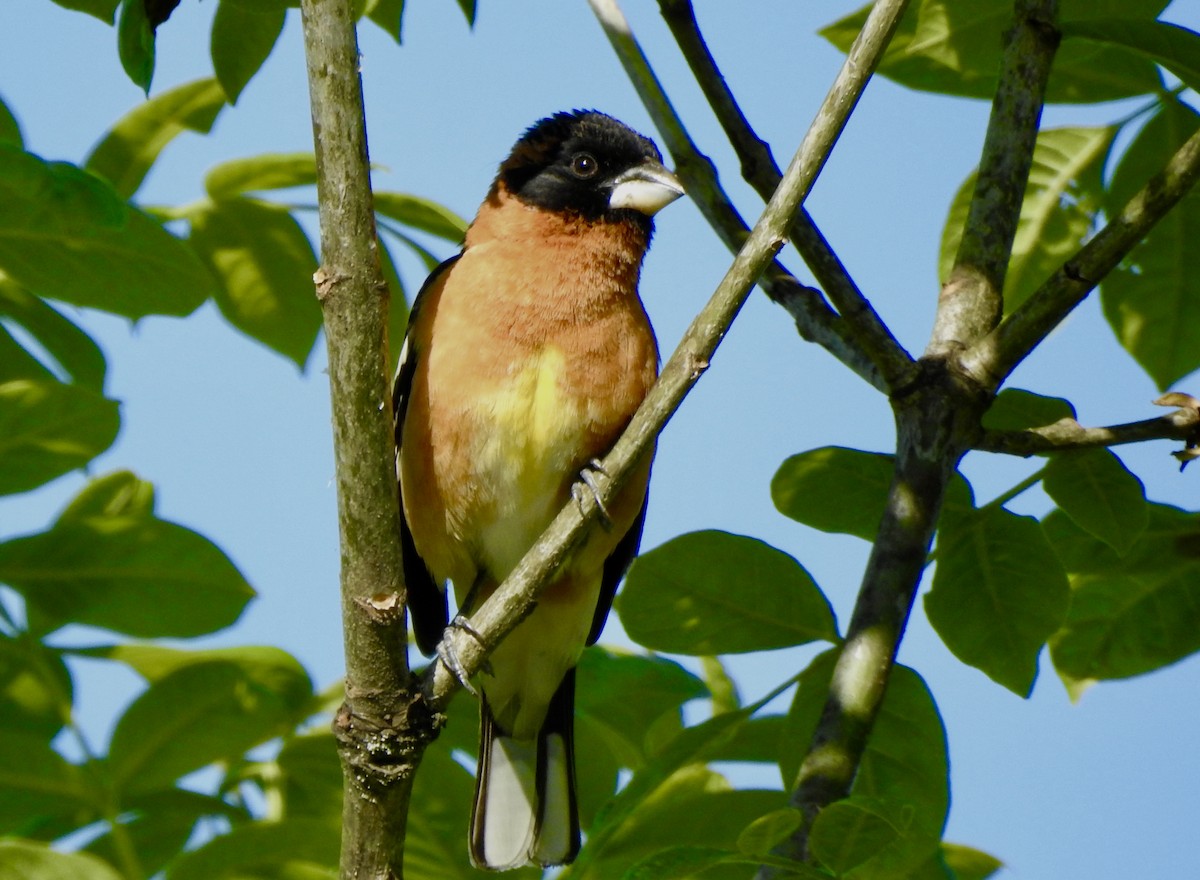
[587, 0, 893, 393]
[426, 0, 904, 711]
[961, 124, 1200, 389]
[298, 1, 427, 877]
[658, 0, 916, 392]
[764, 1, 1062, 874]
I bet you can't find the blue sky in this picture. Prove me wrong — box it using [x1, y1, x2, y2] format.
[3, 1, 1200, 877]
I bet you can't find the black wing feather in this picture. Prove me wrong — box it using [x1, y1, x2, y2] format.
[394, 254, 461, 656]
[586, 493, 648, 646]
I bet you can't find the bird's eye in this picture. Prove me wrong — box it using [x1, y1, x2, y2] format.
[569, 153, 599, 178]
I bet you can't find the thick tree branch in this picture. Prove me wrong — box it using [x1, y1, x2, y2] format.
[765, 2, 1061, 875]
[929, 0, 1061, 357]
[299, 1, 427, 877]
[961, 125, 1200, 389]
[426, 0, 902, 710]
[659, 0, 916, 392]
[587, 0, 892, 393]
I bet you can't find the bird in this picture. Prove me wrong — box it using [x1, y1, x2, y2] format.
[392, 109, 683, 870]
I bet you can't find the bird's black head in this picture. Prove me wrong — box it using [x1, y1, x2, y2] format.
[498, 110, 683, 226]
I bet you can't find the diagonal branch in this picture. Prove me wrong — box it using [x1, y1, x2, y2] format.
[929, 0, 1061, 356]
[961, 125, 1200, 389]
[426, 0, 908, 709]
[659, 0, 916, 391]
[588, 0, 894, 393]
[299, 1, 426, 877]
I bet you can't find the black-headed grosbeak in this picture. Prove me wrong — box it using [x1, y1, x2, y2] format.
[393, 110, 683, 870]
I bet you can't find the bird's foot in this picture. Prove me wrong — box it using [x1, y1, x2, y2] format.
[572, 458, 613, 529]
[437, 614, 491, 696]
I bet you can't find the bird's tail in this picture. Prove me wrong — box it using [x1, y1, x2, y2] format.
[470, 669, 580, 870]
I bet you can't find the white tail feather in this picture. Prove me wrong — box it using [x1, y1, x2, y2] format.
[533, 733, 572, 865]
[477, 735, 538, 870]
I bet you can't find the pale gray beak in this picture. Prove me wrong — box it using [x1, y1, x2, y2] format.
[607, 161, 685, 215]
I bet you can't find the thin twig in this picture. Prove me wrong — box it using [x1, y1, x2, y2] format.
[426, 0, 905, 709]
[961, 125, 1200, 389]
[587, 0, 889, 392]
[298, 1, 425, 877]
[977, 408, 1200, 456]
[659, 0, 916, 391]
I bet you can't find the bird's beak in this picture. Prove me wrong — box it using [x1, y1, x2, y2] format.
[607, 161, 685, 215]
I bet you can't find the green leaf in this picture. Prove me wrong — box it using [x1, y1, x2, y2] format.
[373, 191, 468, 244]
[85, 78, 226, 199]
[704, 714, 786, 768]
[59, 470, 156, 520]
[926, 506, 1070, 696]
[0, 146, 213, 318]
[820, 0, 1164, 104]
[204, 153, 318, 200]
[86, 789, 241, 878]
[1047, 503, 1200, 683]
[0, 96, 22, 147]
[1043, 448, 1148, 554]
[0, 279, 107, 390]
[455, 0, 476, 27]
[577, 648, 708, 769]
[737, 808, 803, 857]
[365, 0, 405, 41]
[166, 818, 341, 880]
[1062, 19, 1200, 95]
[981, 388, 1075, 432]
[49, 0, 121, 23]
[108, 657, 312, 796]
[620, 846, 824, 880]
[700, 655, 740, 714]
[940, 126, 1114, 313]
[0, 514, 254, 639]
[0, 840, 124, 880]
[577, 763, 786, 880]
[117, 0, 156, 93]
[1101, 99, 1200, 389]
[618, 530, 837, 655]
[783, 652, 949, 875]
[84, 644, 311, 697]
[0, 379, 120, 495]
[187, 197, 322, 367]
[0, 635, 73, 740]
[941, 842, 1004, 880]
[772, 446, 974, 540]
[211, 2, 286, 103]
[276, 731, 343, 821]
[810, 796, 912, 877]
[0, 728, 98, 833]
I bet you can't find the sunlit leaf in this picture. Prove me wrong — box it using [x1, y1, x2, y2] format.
[981, 388, 1075, 431]
[1047, 504, 1200, 682]
[941, 842, 1004, 880]
[58, 470, 155, 521]
[0, 379, 119, 495]
[1043, 448, 1148, 554]
[0, 279, 107, 390]
[736, 808, 802, 857]
[940, 126, 1114, 313]
[108, 657, 312, 796]
[0, 515, 253, 639]
[0, 840, 124, 880]
[86, 78, 226, 199]
[926, 506, 1069, 695]
[1062, 19, 1200, 94]
[810, 796, 911, 876]
[166, 817, 340, 880]
[0, 635, 72, 741]
[211, 2, 286, 103]
[618, 531, 837, 654]
[374, 191, 468, 244]
[365, 0, 405, 41]
[772, 447, 974, 541]
[0, 146, 212, 318]
[49, 0, 121, 23]
[1101, 99, 1200, 389]
[187, 197, 322, 367]
[204, 153, 318, 200]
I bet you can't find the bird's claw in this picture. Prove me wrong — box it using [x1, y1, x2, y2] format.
[437, 614, 491, 696]
[573, 459, 613, 529]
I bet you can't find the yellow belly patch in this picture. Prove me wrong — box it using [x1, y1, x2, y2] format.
[476, 346, 585, 577]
